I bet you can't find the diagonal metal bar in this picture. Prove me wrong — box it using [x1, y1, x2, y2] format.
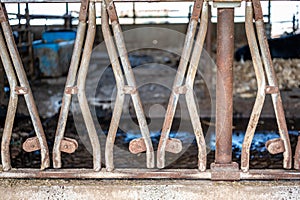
[104, 0, 155, 169]
[53, 0, 88, 169]
[252, 0, 292, 170]
[241, 1, 266, 172]
[157, 0, 203, 169]
[101, 1, 126, 171]
[0, 3, 49, 170]
[76, 1, 101, 171]
[184, 1, 208, 171]
[0, 28, 18, 171]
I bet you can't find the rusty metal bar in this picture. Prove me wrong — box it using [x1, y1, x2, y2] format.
[0, 3, 50, 170]
[111, 14, 155, 169]
[295, 136, 300, 170]
[0, 28, 18, 171]
[252, 0, 292, 169]
[101, 1, 126, 171]
[214, 7, 234, 165]
[184, 1, 208, 171]
[76, 1, 101, 171]
[53, 0, 88, 169]
[103, 0, 154, 170]
[157, 0, 203, 169]
[0, 169, 299, 180]
[241, 1, 266, 172]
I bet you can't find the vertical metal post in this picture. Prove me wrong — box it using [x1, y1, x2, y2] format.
[215, 8, 234, 164]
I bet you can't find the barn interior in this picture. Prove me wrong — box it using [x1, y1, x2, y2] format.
[0, 0, 299, 199]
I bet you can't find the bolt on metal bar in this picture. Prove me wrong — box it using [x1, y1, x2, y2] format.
[0, 28, 19, 171]
[102, 0, 154, 170]
[53, 0, 101, 171]
[157, 0, 208, 170]
[0, 3, 50, 170]
[214, 7, 234, 165]
[241, 0, 292, 172]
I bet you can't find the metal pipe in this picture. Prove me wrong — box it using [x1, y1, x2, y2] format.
[101, 1, 126, 171]
[241, 1, 266, 172]
[215, 7, 234, 164]
[53, 0, 88, 169]
[76, 1, 101, 171]
[0, 169, 299, 180]
[295, 136, 300, 170]
[253, 0, 292, 169]
[185, 1, 208, 171]
[157, 0, 202, 169]
[110, 10, 155, 168]
[0, 3, 49, 170]
[0, 29, 18, 171]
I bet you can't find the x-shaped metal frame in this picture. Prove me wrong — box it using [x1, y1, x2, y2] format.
[0, 3, 49, 171]
[52, 0, 101, 171]
[241, 0, 292, 172]
[156, 0, 208, 170]
[102, 0, 154, 171]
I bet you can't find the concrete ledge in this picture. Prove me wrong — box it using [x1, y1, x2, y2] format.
[0, 179, 299, 200]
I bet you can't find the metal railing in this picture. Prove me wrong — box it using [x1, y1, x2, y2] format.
[0, 0, 299, 181]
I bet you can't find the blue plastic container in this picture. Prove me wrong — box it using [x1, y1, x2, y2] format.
[33, 30, 76, 77]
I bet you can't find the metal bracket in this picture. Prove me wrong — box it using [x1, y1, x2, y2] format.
[78, 0, 89, 22]
[191, 0, 203, 20]
[210, 162, 240, 180]
[265, 86, 279, 94]
[266, 138, 285, 154]
[129, 138, 182, 154]
[23, 137, 78, 153]
[106, 2, 119, 22]
[123, 85, 137, 94]
[15, 86, 28, 95]
[174, 86, 187, 94]
[129, 138, 146, 154]
[65, 86, 78, 94]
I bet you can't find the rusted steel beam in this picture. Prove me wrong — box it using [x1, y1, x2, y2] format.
[101, 0, 126, 172]
[0, 169, 299, 180]
[253, 0, 292, 170]
[0, 26, 18, 171]
[295, 136, 300, 170]
[214, 7, 234, 165]
[0, 3, 50, 170]
[53, 0, 88, 169]
[112, 21, 155, 169]
[241, 1, 266, 172]
[53, 0, 101, 171]
[157, 0, 203, 169]
[184, 1, 208, 171]
[76, 1, 101, 171]
[102, 0, 154, 170]
[241, 0, 292, 172]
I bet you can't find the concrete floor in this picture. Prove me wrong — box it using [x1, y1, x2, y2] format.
[0, 179, 299, 200]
